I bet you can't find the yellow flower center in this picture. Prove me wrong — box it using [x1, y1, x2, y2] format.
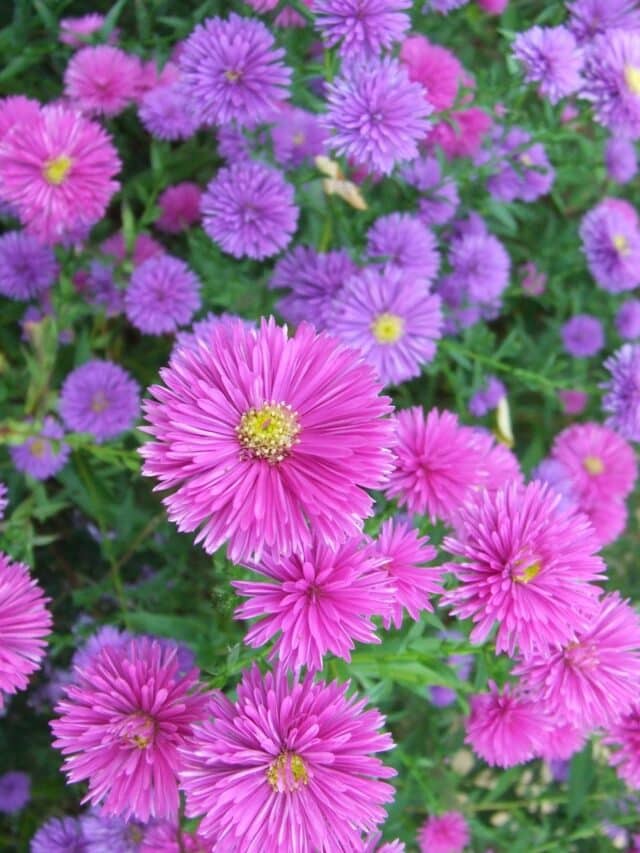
[371, 312, 404, 345]
[237, 402, 299, 463]
[43, 155, 73, 186]
[514, 560, 542, 584]
[519, 153, 533, 167]
[91, 391, 109, 413]
[625, 64, 640, 95]
[30, 439, 46, 458]
[119, 712, 156, 750]
[224, 69, 242, 83]
[613, 233, 629, 255]
[292, 132, 306, 145]
[266, 751, 309, 793]
[583, 455, 604, 475]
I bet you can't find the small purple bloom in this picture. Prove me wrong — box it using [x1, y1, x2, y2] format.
[72, 625, 132, 673]
[216, 124, 251, 162]
[0, 482, 7, 520]
[562, 314, 605, 357]
[513, 26, 583, 104]
[401, 156, 460, 226]
[568, 0, 640, 43]
[581, 29, 640, 138]
[580, 199, 640, 292]
[125, 255, 201, 336]
[366, 213, 440, 283]
[313, 0, 411, 59]
[424, 0, 469, 12]
[0, 771, 30, 813]
[447, 220, 511, 304]
[617, 299, 640, 338]
[138, 83, 200, 141]
[605, 136, 638, 183]
[602, 343, 640, 440]
[271, 106, 327, 167]
[31, 816, 88, 853]
[80, 812, 149, 851]
[0, 230, 59, 301]
[74, 261, 124, 316]
[486, 126, 555, 202]
[469, 375, 506, 416]
[10, 417, 70, 481]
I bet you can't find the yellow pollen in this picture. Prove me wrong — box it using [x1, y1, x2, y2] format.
[625, 64, 640, 95]
[237, 402, 300, 463]
[514, 560, 542, 584]
[224, 69, 242, 82]
[583, 455, 604, 475]
[30, 439, 46, 458]
[613, 233, 629, 255]
[266, 751, 309, 793]
[43, 155, 73, 186]
[371, 312, 404, 345]
[519, 153, 533, 167]
[292, 132, 306, 145]
[91, 391, 109, 413]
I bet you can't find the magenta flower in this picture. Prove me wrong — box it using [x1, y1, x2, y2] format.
[536, 723, 586, 763]
[155, 182, 201, 233]
[384, 407, 489, 525]
[140, 318, 395, 563]
[604, 704, 640, 789]
[233, 536, 391, 671]
[101, 231, 164, 267]
[512, 25, 583, 104]
[0, 95, 40, 143]
[515, 593, 640, 730]
[400, 35, 462, 112]
[582, 29, 640, 138]
[0, 551, 51, 706]
[0, 105, 120, 245]
[59, 13, 110, 47]
[64, 46, 141, 117]
[313, 0, 411, 58]
[51, 637, 208, 821]
[125, 255, 201, 336]
[418, 811, 470, 853]
[366, 213, 440, 283]
[180, 665, 396, 850]
[178, 14, 291, 127]
[373, 518, 442, 629]
[443, 481, 606, 658]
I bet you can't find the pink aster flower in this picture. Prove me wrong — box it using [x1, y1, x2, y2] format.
[0, 105, 120, 245]
[51, 637, 208, 822]
[384, 407, 489, 525]
[59, 13, 112, 47]
[373, 518, 442, 629]
[466, 681, 549, 768]
[604, 704, 640, 788]
[515, 592, 640, 730]
[0, 551, 51, 707]
[443, 481, 606, 659]
[430, 107, 492, 159]
[180, 665, 397, 850]
[64, 46, 142, 117]
[400, 35, 462, 112]
[418, 811, 470, 853]
[535, 722, 586, 763]
[233, 536, 392, 671]
[0, 95, 40, 142]
[558, 388, 588, 414]
[155, 182, 201, 233]
[140, 318, 395, 563]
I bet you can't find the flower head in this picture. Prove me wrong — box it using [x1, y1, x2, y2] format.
[400, 35, 462, 112]
[485, 126, 555, 202]
[64, 46, 141, 117]
[155, 182, 201, 233]
[561, 314, 605, 358]
[313, 0, 411, 59]
[418, 811, 470, 853]
[201, 161, 298, 260]
[0, 104, 120, 245]
[125, 255, 201, 336]
[0, 551, 51, 705]
[513, 26, 583, 104]
[271, 106, 328, 168]
[10, 416, 70, 481]
[604, 704, 640, 788]
[59, 13, 110, 47]
[605, 136, 638, 183]
[140, 318, 395, 562]
[0, 230, 58, 300]
[366, 213, 440, 282]
[447, 223, 511, 304]
[52, 636, 208, 821]
[602, 343, 640, 440]
[324, 57, 431, 175]
[178, 14, 291, 127]
[180, 665, 396, 850]
[430, 107, 492, 159]
[139, 83, 201, 141]
[80, 813, 152, 851]
[59, 359, 140, 443]
[582, 29, 640, 138]
[401, 155, 459, 225]
[580, 199, 640, 292]
[617, 299, 640, 339]
[31, 817, 87, 853]
[443, 481, 606, 658]
[0, 771, 30, 814]
[568, 0, 640, 43]
[0, 95, 40, 142]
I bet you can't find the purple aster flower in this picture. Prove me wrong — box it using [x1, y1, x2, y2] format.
[324, 57, 432, 175]
[172, 312, 254, 357]
[582, 29, 640, 138]
[59, 359, 140, 443]
[10, 417, 70, 480]
[366, 213, 440, 283]
[138, 83, 200, 141]
[271, 106, 327, 167]
[80, 812, 150, 851]
[447, 222, 511, 304]
[0, 771, 30, 813]
[313, 0, 411, 58]
[602, 343, 640, 440]
[0, 230, 59, 300]
[270, 245, 358, 327]
[580, 198, 640, 292]
[469, 375, 506, 416]
[179, 14, 291, 127]
[567, 0, 640, 43]
[215, 123, 251, 161]
[328, 266, 443, 386]
[561, 314, 605, 358]
[513, 26, 583, 104]
[617, 299, 640, 338]
[605, 136, 638, 183]
[424, 0, 469, 12]
[402, 156, 460, 226]
[201, 161, 298, 259]
[125, 255, 201, 336]
[531, 458, 577, 512]
[74, 261, 124, 316]
[72, 625, 132, 672]
[485, 126, 555, 202]
[31, 817, 88, 853]
[0, 482, 7, 520]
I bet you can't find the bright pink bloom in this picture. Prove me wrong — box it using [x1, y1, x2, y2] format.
[431, 107, 492, 159]
[0, 105, 120, 244]
[233, 536, 392, 670]
[469, 429, 523, 494]
[180, 665, 396, 851]
[515, 593, 640, 730]
[155, 183, 202, 233]
[400, 36, 462, 112]
[140, 318, 395, 562]
[604, 704, 640, 788]
[418, 811, 470, 853]
[64, 46, 142, 117]
[535, 722, 586, 762]
[0, 552, 51, 706]
[373, 518, 442, 629]
[443, 482, 606, 659]
[465, 681, 549, 767]
[51, 637, 208, 821]
[558, 388, 588, 414]
[384, 407, 488, 525]
[59, 14, 111, 47]
[0, 96, 40, 142]
[582, 497, 628, 547]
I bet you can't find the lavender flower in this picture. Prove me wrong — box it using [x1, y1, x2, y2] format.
[10, 417, 70, 480]
[582, 29, 640, 138]
[402, 156, 460, 226]
[617, 299, 640, 339]
[271, 106, 327, 167]
[138, 83, 200, 141]
[469, 375, 506, 416]
[125, 255, 201, 335]
[580, 199, 640, 292]
[567, 0, 640, 43]
[31, 817, 87, 853]
[605, 136, 638, 183]
[0, 482, 7, 520]
[366, 213, 440, 283]
[513, 26, 583, 104]
[561, 314, 605, 357]
[0, 231, 59, 300]
[313, 0, 411, 58]
[602, 343, 640, 440]
[0, 771, 30, 813]
[485, 126, 555, 202]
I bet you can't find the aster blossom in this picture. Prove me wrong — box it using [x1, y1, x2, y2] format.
[140, 318, 395, 563]
[512, 25, 583, 104]
[0, 551, 52, 706]
[0, 771, 30, 815]
[10, 416, 70, 481]
[514, 593, 640, 730]
[366, 213, 440, 282]
[155, 182, 201, 233]
[178, 14, 291, 127]
[567, 0, 640, 42]
[179, 664, 396, 851]
[0, 104, 120, 245]
[485, 126, 555, 203]
[581, 29, 640, 139]
[138, 83, 201, 141]
[233, 536, 392, 671]
[0, 230, 58, 300]
[418, 811, 470, 853]
[201, 161, 298, 260]
[400, 35, 462, 113]
[579, 199, 640, 292]
[31, 816, 87, 853]
[617, 298, 640, 339]
[324, 57, 432, 175]
[602, 343, 640, 441]
[64, 46, 141, 117]
[561, 314, 605, 358]
[125, 255, 201, 336]
[442, 481, 606, 659]
[605, 136, 638, 183]
[51, 636, 209, 821]
[604, 704, 640, 789]
[313, 0, 411, 59]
